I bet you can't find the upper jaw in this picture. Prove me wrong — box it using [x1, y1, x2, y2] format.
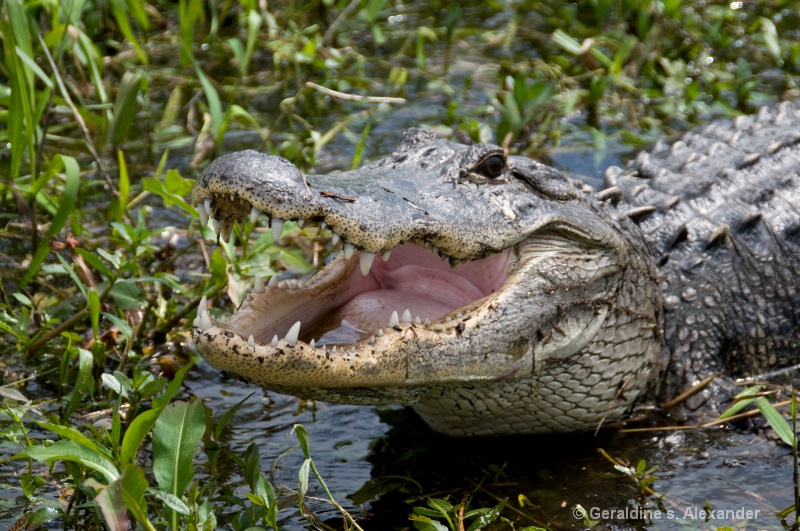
[192, 149, 545, 261]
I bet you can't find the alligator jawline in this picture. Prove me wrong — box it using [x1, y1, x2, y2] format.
[195, 236, 514, 350]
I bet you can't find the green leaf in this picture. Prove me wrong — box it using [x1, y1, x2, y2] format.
[718, 385, 764, 419]
[298, 458, 311, 499]
[88, 289, 100, 338]
[294, 424, 310, 458]
[15, 46, 53, 89]
[115, 150, 130, 222]
[75, 248, 113, 277]
[17, 440, 120, 483]
[21, 155, 80, 286]
[151, 360, 195, 410]
[214, 393, 253, 439]
[109, 0, 148, 63]
[152, 400, 206, 497]
[193, 61, 223, 139]
[755, 397, 796, 446]
[119, 466, 153, 530]
[33, 419, 114, 462]
[109, 281, 145, 310]
[121, 407, 163, 466]
[142, 174, 195, 215]
[67, 347, 95, 418]
[410, 514, 449, 531]
[102, 312, 134, 339]
[149, 488, 192, 515]
[106, 70, 145, 146]
[256, 474, 279, 529]
[466, 498, 507, 531]
[102, 373, 128, 397]
[95, 475, 127, 531]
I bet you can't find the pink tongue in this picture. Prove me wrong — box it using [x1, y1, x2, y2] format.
[335, 263, 486, 329]
[326, 244, 510, 335]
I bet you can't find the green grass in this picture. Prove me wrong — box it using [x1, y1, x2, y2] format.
[0, 0, 799, 528]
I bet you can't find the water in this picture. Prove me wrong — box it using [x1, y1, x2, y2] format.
[184, 361, 796, 530]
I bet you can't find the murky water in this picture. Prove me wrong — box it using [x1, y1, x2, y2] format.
[185, 363, 796, 531]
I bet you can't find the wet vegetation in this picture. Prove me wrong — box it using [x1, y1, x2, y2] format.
[1, 0, 800, 529]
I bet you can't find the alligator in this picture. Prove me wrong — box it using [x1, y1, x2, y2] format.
[191, 102, 800, 437]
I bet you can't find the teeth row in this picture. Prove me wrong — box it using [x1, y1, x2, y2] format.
[195, 298, 471, 349]
[196, 198, 451, 277]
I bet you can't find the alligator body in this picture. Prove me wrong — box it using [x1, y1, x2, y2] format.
[192, 102, 800, 436]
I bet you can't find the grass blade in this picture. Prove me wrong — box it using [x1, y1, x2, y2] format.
[107, 71, 144, 148]
[756, 397, 796, 446]
[21, 154, 80, 286]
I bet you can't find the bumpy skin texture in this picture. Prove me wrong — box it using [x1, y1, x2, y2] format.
[191, 102, 800, 436]
[607, 102, 800, 412]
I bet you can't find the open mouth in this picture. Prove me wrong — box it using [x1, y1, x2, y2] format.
[193, 201, 514, 351]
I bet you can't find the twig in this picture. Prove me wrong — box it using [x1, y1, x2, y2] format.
[305, 82, 406, 104]
[660, 374, 715, 409]
[322, 0, 362, 47]
[320, 191, 356, 202]
[617, 425, 698, 434]
[27, 307, 88, 356]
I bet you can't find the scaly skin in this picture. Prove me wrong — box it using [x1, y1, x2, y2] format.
[191, 102, 800, 436]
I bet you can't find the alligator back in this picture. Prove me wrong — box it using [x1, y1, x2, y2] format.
[605, 102, 800, 409]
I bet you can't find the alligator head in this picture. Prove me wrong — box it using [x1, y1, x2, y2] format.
[191, 129, 662, 436]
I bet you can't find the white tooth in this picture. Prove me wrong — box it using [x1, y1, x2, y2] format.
[271, 335, 279, 347]
[268, 275, 279, 288]
[388, 311, 399, 327]
[221, 222, 232, 242]
[284, 321, 301, 346]
[344, 242, 355, 260]
[369, 335, 375, 345]
[359, 251, 375, 275]
[425, 318, 431, 325]
[199, 295, 207, 313]
[332, 346, 337, 354]
[254, 277, 265, 293]
[211, 217, 220, 235]
[401, 309, 412, 323]
[250, 206, 262, 224]
[381, 249, 392, 262]
[309, 339, 316, 349]
[203, 198, 212, 217]
[350, 347, 356, 354]
[199, 308, 212, 331]
[297, 219, 305, 228]
[377, 329, 384, 337]
[432, 246, 439, 256]
[230, 194, 235, 201]
[271, 217, 285, 240]
[248, 335, 255, 349]
[322, 345, 327, 352]
[414, 316, 422, 324]
[456, 312, 463, 318]
[320, 222, 328, 230]
[197, 203, 209, 227]
[331, 232, 341, 245]
[445, 316, 452, 322]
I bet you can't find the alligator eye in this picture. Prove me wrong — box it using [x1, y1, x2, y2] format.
[478, 155, 505, 178]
